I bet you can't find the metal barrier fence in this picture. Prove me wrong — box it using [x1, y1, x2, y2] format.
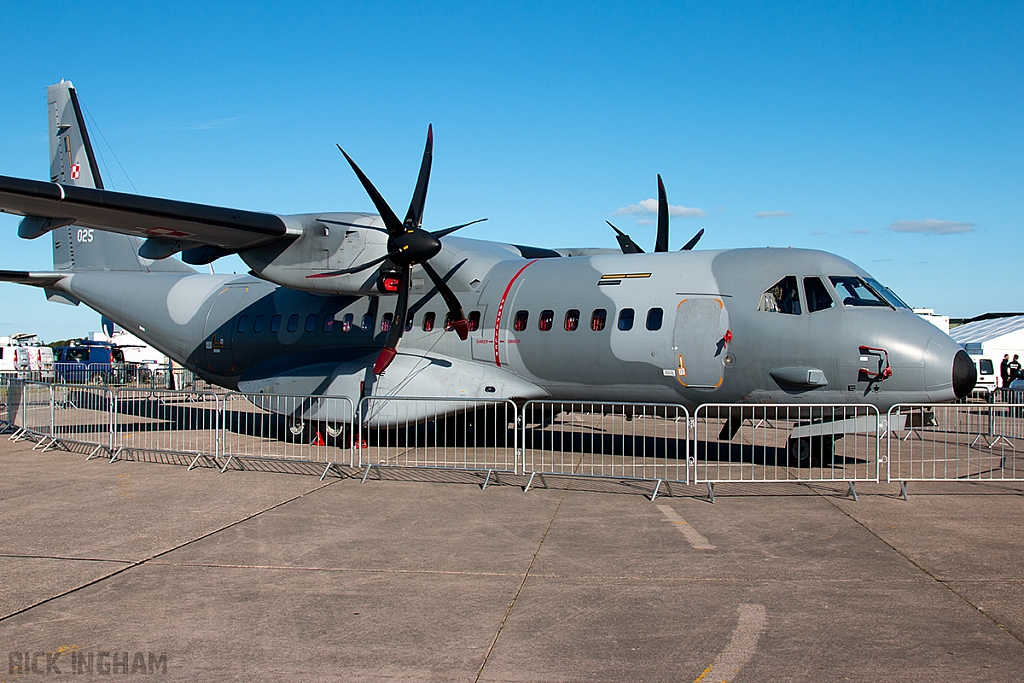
[357, 396, 518, 481]
[886, 403, 1021, 483]
[5, 379, 1024, 497]
[520, 402, 689, 492]
[693, 404, 880, 492]
[113, 389, 223, 468]
[52, 384, 115, 454]
[221, 392, 355, 477]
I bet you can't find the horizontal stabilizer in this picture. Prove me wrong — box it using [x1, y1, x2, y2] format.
[0, 270, 69, 288]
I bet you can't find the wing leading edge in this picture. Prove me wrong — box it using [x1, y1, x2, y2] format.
[0, 174, 300, 255]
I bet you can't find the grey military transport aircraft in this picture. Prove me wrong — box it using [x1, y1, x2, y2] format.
[0, 81, 975, 456]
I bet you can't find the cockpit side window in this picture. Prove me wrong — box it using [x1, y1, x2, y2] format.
[803, 277, 834, 313]
[829, 276, 887, 307]
[758, 276, 801, 315]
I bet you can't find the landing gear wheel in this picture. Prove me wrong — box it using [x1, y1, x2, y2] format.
[787, 436, 834, 467]
[284, 418, 309, 443]
[787, 437, 812, 467]
[325, 422, 345, 447]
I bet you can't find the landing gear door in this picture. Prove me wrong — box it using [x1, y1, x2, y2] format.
[673, 297, 729, 389]
[203, 285, 248, 375]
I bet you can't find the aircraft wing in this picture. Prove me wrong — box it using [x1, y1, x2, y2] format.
[0, 175, 298, 251]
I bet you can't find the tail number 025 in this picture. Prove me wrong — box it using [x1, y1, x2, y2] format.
[76, 228, 94, 242]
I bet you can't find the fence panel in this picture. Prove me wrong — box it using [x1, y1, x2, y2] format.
[10, 381, 54, 441]
[113, 389, 222, 463]
[357, 396, 518, 474]
[694, 404, 880, 483]
[886, 403, 1022, 482]
[51, 384, 116, 451]
[520, 402, 689, 484]
[220, 392, 355, 471]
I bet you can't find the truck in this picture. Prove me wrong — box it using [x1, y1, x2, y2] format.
[0, 334, 54, 381]
[53, 339, 148, 385]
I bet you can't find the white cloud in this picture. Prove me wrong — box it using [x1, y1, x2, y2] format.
[754, 210, 793, 219]
[613, 198, 705, 218]
[847, 229, 872, 235]
[636, 218, 655, 226]
[888, 219, 975, 235]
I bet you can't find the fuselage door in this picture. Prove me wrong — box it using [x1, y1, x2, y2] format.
[673, 297, 729, 389]
[203, 285, 249, 375]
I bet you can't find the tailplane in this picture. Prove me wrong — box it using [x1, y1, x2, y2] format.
[44, 80, 192, 274]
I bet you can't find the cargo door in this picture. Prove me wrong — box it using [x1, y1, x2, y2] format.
[203, 285, 248, 375]
[673, 298, 729, 389]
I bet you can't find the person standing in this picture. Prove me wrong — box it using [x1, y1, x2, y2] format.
[1001, 354, 1011, 388]
[1009, 354, 1022, 387]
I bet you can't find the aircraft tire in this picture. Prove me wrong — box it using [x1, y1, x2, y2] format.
[787, 437, 813, 468]
[283, 418, 309, 443]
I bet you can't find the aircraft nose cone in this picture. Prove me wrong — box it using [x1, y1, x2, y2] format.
[953, 349, 977, 399]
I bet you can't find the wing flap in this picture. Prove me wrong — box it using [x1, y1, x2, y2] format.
[0, 174, 295, 250]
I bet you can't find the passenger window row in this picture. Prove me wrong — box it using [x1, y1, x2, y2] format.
[234, 307, 665, 335]
[235, 310, 485, 335]
[513, 307, 664, 332]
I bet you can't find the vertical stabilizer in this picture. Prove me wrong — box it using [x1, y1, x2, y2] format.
[45, 80, 192, 274]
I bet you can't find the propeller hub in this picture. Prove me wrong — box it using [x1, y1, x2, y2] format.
[390, 228, 441, 267]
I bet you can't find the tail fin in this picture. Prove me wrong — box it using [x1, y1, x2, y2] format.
[46, 80, 192, 274]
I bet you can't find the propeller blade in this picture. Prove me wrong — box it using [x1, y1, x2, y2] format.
[607, 221, 644, 254]
[681, 228, 704, 251]
[431, 217, 487, 239]
[373, 264, 411, 374]
[404, 125, 432, 229]
[336, 144, 404, 236]
[655, 174, 669, 252]
[305, 250, 399, 279]
[421, 261, 469, 340]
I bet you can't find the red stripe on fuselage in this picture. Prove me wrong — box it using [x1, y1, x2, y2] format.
[493, 259, 539, 367]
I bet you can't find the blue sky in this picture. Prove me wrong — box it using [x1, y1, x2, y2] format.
[1, 1, 1021, 341]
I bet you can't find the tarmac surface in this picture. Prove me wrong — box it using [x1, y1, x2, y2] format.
[1, 438, 1023, 682]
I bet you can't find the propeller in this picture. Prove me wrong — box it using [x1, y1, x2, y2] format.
[321, 125, 475, 375]
[608, 174, 704, 253]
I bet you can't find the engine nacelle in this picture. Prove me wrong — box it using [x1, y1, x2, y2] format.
[240, 212, 389, 295]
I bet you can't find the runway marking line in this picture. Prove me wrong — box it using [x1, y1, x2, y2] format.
[656, 503, 715, 550]
[694, 603, 766, 683]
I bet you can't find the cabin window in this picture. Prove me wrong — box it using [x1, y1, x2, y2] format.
[646, 308, 663, 331]
[591, 309, 607, 331]
[342, 313, 354, 332]
[305, 314, 317, 332]
[618, 308, 635, 331]
[270, 315, 282, 333]
[405, 315, 414, 331]
[361, 314, 374, 332]
[803, 277, 834, 313]
[829, 276, 887, 307]
[538, 310, 554, 331]
[382, 313, 394, 332]
[323, 314, 335, 332]
[513, 310, 529, 332]
[444, 314, 455, 331]
[564, 309, 580, 331]
[423, 312, 436, 332]
[253, 315, 265, 333]
[237, 315, 249, 333]
[287, 314, 299, 332]
[979, 359, 994, 376]
[468, 311, 481, 332]
[759, 276, 802, 315]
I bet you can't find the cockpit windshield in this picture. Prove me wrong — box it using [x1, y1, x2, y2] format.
[829, 276, 888, 307]
[863, 278, 910, 309]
